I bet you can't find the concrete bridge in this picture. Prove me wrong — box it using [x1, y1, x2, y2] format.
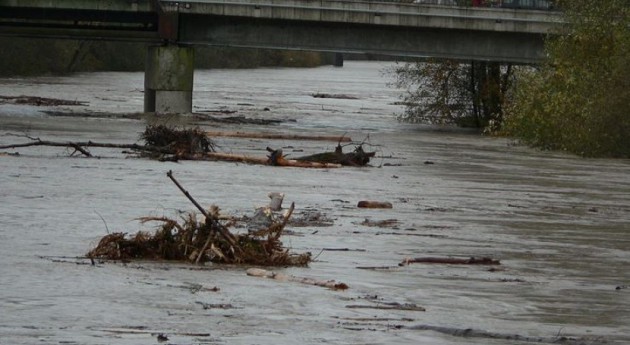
[0, 0, 561, 113]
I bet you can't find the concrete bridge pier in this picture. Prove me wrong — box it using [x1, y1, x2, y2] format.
[333, 53, 344, 67]
[144, 44, 194, 114]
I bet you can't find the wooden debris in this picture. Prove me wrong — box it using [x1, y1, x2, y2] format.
[357, 201, 393, 209]
[295, 143, 375, 166]
[403, 324, 597, 344]
[142, 125, 215, 156]
[288, 209, 335, 227]
[0, 95, 88, 106]
[265, 147, 343, 168]
[345, 303, 425, 312]
[356, 266, 399, 270]
[322, 248, 366, 252]
[0, 125, 213, 159]
[206, 130, 352, 142]
[312, 93, 359, 100]
[2, 126, 378, 169]
[0, 139, 148, 155]
[399, 256, 500, 266]
[87, 172, 311, 266]
[246, 268, 349, 290]
[360, 218, 399, 228]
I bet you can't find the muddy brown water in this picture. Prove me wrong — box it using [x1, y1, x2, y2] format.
[1, 62, 629, 345]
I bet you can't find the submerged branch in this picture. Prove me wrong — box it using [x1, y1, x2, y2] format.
[206, 130, 351, 142]
[400, 256, 500, 266]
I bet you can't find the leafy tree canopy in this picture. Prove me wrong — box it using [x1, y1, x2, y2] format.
[503, 0, 630, 157]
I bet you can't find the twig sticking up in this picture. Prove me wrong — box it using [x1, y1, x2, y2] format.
[166, 170, 239, 249]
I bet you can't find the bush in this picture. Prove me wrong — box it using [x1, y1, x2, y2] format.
[503, 0, 630, 157]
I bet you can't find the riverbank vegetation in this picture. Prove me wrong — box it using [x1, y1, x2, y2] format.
[390, 60, 512, 131]
[392, 0, 629, 158]
[502, 0, 630, 158]
[0, 37, 334, 77]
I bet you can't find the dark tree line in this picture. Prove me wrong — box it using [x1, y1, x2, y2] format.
[391, 0, 629, 158]
[0, 37, 335, 77]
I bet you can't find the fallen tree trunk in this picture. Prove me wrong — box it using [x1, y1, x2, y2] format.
[400, 256, 500, 266]
[206, 131, 351, 142]
[201, 152, 342, 168]
[246, 268, 349, 290]
[295, 144, 375, 166]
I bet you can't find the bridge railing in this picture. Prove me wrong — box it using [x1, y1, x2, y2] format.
[382, 0, 555, 10]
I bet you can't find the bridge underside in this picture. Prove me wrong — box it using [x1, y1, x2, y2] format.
[179, 15, 545, 64]
[0, 6, 159, 41]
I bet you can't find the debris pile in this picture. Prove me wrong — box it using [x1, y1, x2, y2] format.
[140, 125, 215, 159]
[1, 125, 378, 167]
[87, 171, 311, 266]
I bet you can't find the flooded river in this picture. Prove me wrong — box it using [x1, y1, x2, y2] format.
[1, 62, 629, 345]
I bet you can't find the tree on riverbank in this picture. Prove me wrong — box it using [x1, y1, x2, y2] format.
[0, 38, 333, 77]
[502, 0, 630, 157]
[390, 60, 513, 130]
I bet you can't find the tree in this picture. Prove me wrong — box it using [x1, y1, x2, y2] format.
[503, 0, 630, 157]
[391, 59, 513, 130]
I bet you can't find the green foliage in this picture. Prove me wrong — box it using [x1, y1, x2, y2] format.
[503, 0, 630, 157]
[390, 59, 513, 129]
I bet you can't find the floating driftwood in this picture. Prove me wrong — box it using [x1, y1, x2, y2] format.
[294, 143, 375, 166]
[0, 95, 88, 106]
[360, 218, 399, 228]
[2, 125, 379, 168]
[404, 324, 598, 345]
[246, 268, 349, 290]
[345, 302, 425, 312]
[399, 256, 500, 266]
[205, 130, 352, 142]
[312, 93, 359, 100]
[88, 171, 311, 266]
[203, 150, 342, 168]
[357, 201, 393, 209]
[0, 125, 214, 159]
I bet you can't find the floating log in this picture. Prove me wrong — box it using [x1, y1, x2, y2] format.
[403, 324, 592, 344]
[357, 201, 393, 209]
[0, 95, 88, 106]
[206, 130, 352, 142]
[246, 268, 349, 290]
[295, 144, 375, 166]
[345, 303, 425, 312]
[399, 256, 500, 266]
[312, 93, 359, 100]
[0, 139, 147, 152]
[203, 151, 342, 168]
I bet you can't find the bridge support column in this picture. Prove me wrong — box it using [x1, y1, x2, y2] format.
[333, 53, 344, 67]
[144, 44, 194, 114]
